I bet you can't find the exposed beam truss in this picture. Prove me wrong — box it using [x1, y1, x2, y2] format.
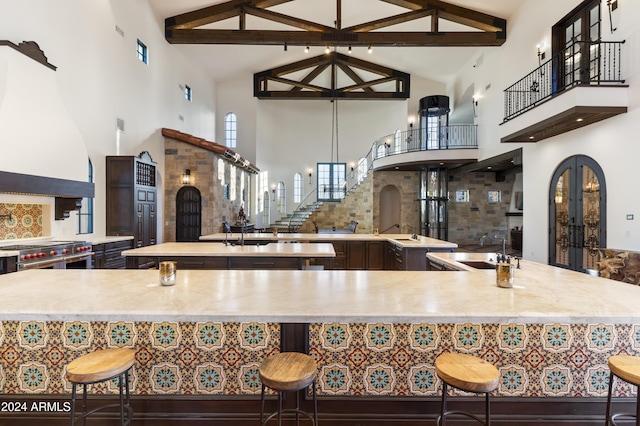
[165, 0, 507, 47]
[254, 52, 410, 99]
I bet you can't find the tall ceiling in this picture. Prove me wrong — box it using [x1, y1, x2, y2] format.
[148, 0, 526, 84]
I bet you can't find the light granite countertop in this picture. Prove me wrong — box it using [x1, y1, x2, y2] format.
[0, 260, 636, 323]
[200, 233, 458, 250]
[121, 242, 336, 258]
[83, 235, 134, 245]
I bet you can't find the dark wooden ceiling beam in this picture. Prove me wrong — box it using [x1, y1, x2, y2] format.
[335, 53, 405, 76]
[336, 63, 374, 92]
[165, 0, 294, 30]
[342, 9, 434, 33]
[291, 62, 331, 92]
[167, 29, 504, 46]
[342, 76, 398, 92]
[243, 6, 334, 32]
[256, 90, 406, 99]
[262, 76, 327, 91]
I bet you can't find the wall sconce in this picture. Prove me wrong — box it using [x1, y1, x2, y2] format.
[537, 44, 545, 65]
[408, 115, 415, 128]
[472, 96, 479, 117]
[308, 168, 313, 184]
[350, 162, 355, 172]
[181, 169, 191, 185]
[271, 184, 276, 201]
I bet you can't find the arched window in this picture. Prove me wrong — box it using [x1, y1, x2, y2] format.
[393, 129, 401, 154]
[277, 181, 286, 213]
[293, 173, 303, 203]
[376, 144, 386, 159]
[224, 112, 237, 148]
[357, 157, 367, 183]
[77, 158, 93, 234]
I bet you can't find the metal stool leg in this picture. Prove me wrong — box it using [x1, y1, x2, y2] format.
[486, 391, 491, 426]
[606, 372, 614, 426]
[313, 381, 318, 426]
[70, 383, 77, 426]
[636, 384, 640, 426]
[439, 381, 448, 426]
[82, 384, 87, 426]
[260, 384, 266, 425]
[277, 391, 283, 426]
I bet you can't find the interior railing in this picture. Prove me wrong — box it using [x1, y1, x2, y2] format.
[503, 40, 625, 122]
[374, 126, 478, 157]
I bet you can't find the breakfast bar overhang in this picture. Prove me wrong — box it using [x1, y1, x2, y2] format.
[0, 257, 638, 425]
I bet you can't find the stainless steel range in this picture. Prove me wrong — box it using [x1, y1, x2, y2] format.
[0, 241, 93, 271]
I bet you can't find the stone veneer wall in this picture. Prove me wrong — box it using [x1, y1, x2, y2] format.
[164, 138, 252, 241]
[298, 170, 421, 235]
[298, 173, 374, 234]
[448, 172, 515, 246]
[373, 171, 421, 233]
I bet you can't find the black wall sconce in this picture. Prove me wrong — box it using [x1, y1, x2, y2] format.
[271, 184, 276, 201]
[308, 168, 313, 184]
[181, 169, 191, 185]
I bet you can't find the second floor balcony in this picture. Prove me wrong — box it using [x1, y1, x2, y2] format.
[373, 125, 479, 171]
[501, 40, 628, 143]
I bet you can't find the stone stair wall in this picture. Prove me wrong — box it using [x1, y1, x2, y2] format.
[296, 173, 374, 234]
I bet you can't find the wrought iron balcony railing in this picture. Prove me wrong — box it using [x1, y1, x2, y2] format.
[503, 40, 625, 122]
[374, 125, 478, 158]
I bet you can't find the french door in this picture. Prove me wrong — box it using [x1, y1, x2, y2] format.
[549, 155, 606, 271]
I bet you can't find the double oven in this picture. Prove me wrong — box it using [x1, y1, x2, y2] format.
[1, 241, 93, 271]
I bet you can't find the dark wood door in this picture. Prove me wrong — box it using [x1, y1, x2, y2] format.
[176, 186, 202, 242]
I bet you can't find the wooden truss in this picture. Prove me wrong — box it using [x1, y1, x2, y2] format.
[253, 52, 410, 99]
[165, 0, 507, 47]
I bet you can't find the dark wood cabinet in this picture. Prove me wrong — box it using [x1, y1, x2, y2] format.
[366, 241, 385, 270]
[106, 152, 157, 257]
[346, 241, 366, 269]
[330, 241, 347, 269]
[93, 239, 134, 269]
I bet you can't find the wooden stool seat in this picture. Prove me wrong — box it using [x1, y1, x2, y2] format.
[67, 348, 135, 384]
[66, 348, 135, 426]
[606, 355, 640, 425]
[435, 353, 499, 426]
[259, 352, 317, 391]
[435, 353, 500, 393]
[259, 352, 318, 426]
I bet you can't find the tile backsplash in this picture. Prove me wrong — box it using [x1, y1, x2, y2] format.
[0, 203, 45, 240]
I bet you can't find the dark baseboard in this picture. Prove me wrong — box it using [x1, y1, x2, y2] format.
[0, 394, 633, 425]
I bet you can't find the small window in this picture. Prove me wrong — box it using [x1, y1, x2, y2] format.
[136, 39, 148, 64]
[77, 158, 94, 235]
[185, 85, 192, 101]
[224, 112, 237, 148]
[293, 173, 303, 203]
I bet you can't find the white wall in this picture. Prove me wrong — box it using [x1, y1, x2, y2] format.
[0, 0, 217, 241]
[451, 0, 640, 261]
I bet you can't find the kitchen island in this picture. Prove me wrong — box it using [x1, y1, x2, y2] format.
[121, 241, 336, 269]
[200, 233, 458, 270]
[0, 259, 638, 424]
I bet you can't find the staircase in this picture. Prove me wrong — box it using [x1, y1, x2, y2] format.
[270, 201, 323, 232]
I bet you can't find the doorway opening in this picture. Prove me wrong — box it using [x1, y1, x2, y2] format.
[549, 155, 606, 272]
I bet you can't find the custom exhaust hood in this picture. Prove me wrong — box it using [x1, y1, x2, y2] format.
[0, 40, 94, 219]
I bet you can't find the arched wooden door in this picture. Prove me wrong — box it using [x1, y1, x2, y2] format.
[549, 155, 606, 272]
[176, 186, 201, 242]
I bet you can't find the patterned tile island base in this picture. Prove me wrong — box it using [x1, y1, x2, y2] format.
[1, 321, 638, 398]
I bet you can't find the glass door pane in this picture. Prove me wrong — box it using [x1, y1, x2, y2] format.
[554, 170, 571, 267]
[582, 166, 601, 270]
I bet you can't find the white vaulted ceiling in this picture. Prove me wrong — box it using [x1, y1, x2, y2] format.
[147, 0, 525, 84]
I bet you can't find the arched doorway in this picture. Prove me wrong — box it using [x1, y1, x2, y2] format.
[176, 186, 201, 242]
[549, 155, 606, 272]
[379, 185, 400, 233]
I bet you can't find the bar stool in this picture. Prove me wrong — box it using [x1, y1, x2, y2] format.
[259, 352, 318, 426]
[66, 348, 135, 426]
[606, 355, 640, 425]
[435, 352, 500, 426]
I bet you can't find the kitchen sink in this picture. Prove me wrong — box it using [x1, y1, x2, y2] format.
[458, 260, 496, 270]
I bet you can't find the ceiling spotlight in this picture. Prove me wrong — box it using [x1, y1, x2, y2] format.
[367, 45, 373, 54]
[325, 45, 331, 54]
[348, 45, 352, 54]
[304, 45, 309, 53]
[576, 117, 584, 122]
